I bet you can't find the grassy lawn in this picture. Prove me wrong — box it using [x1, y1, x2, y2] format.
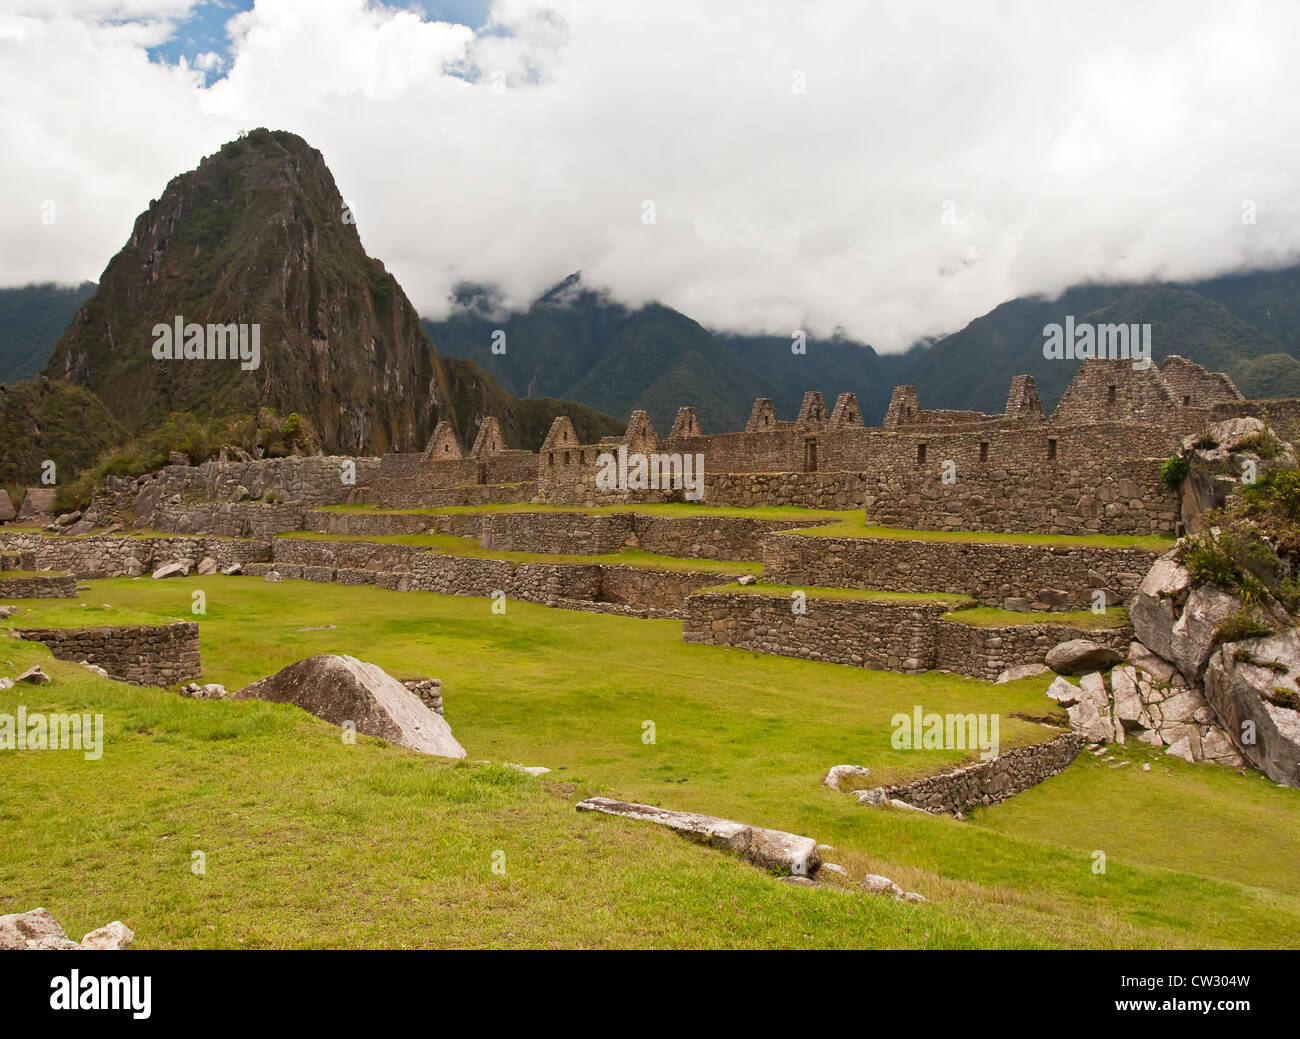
[321, 501, 848, 522]
[695, 581, 974, 606]
[788, 516, 1176, 550]
[276, 530, 761, 574]
[3, 577, 1298, 948]
[941, 605, 1131, 629]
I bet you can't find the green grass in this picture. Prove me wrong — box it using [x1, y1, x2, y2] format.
[0, 569, 71, 579]
[322, 501, 848, 522]
[3, 577, 1299, 948]
[789, 516, 1176, 550]
[277, 530, 761, 574]
[941, 606, 1131, 629]
[695, 581, 975, 606]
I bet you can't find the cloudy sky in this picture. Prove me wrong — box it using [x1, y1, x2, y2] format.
[3, 0, 1299, 351]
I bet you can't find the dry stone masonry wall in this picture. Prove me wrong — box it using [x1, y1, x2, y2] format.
[762, 532, 1157, 611]
[15, 622, 201, 686]
[683, 591, 1131, 678]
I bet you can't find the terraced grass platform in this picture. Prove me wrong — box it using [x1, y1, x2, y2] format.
[3, 576, 1297, 948]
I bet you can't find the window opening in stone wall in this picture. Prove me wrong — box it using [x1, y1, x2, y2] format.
[917, 443, 927, 465]
[1047, 438, 1057, 460]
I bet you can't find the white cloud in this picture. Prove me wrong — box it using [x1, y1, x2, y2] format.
[3, 0, 1300, 350]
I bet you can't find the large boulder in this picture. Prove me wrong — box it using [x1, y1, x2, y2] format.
[1129, 552, 1194, 663]
[1177, 418, 1298, 532]
[0, 909, 133, 950]
[1168, 583, 1240, 680]
[152, 562, 189, 580]
[1203, 630, 1300, 787]
[0, 908, 78, 949]
[1045, 639, 1121, 675]
[234, 655, 465, 759]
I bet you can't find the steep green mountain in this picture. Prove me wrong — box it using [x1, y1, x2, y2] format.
[902, 282, 1300, 413]
[714, 332, 906, 425]
[0, 282, 96, 384]
[9, 148, 1300, 434]
[441, 355, 624, 448]
[423, 277, 786, 432]
[44, 129, 452, 455]
[41, 129, 613, 457]
[429, 265, 1300, 428]
[0, 378, 124, 494]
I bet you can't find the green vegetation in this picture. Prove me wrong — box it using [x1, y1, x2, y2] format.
[940, 605, 1130, 630]
[791, 515, 1175, 550]
[696, 581, 973, 605]
[56, 408, 318, 511]
[0, 282, 96, 385]
[277, 530, 762, 574]
[1160, 456, 1188, 489]
[0, 379, 124, 493]
[322, 501, 846, 522]
[1178, 469, 1300, 612]
[3, 576, 1299, 948]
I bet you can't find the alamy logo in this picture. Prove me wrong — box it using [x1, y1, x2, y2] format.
[152, 316, 260, 371]
[892, 706, 1000, 760]
[595, 445, 705, 501]
[1042, 316, 1151, 367]
[0, 707, 103, 760]
[50, 971, 151, 1019]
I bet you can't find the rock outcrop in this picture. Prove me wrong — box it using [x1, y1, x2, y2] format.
[0, 908, 134, 950]
[234, 654, 465, 759]
[1204, 630, 1300, 786]
[1045, 639, 1122, 675]
[1105, 546, 1295, 779]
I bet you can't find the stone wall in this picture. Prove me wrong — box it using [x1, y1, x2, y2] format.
[878, 733, 1084, 814]
[933, 617, 1132, 681]
[304, 510, 432, 537]
[255, 542, 725, 617]
[682, 590, 1131, 679]
[702, 472, 865, 509]
[15, 621, 201, 686]
[153, 456, 381, 506]
[0, 532, 272, 578]
[682, 592, 949, 673]
[152, 501, 307, 537]
[861, 454, 1177, 536]
[0, 574, 77, 598]
[1211, 398, 1300, 444]
[433, 510, 834, 562]
[762, 532, 1158, 611]
[271, 538, 420, 573]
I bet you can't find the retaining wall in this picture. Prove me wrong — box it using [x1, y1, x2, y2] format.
[878, 733, 1084, 814]
[15, 621, 201, 686]
[762, 532, 1159, 611]
[682, 590, 1131, 679]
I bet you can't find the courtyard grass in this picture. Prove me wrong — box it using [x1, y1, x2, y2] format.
[319, 501, 848, 523]
[275, 530, 761, 574]
[787, 515, 1176, 550]
[3, 577, 1299, 948]
[941, 605, 1131, 629]
[695, 580, 975, 606]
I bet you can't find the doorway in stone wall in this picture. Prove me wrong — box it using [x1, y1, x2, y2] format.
[803, 437, 818, 472]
